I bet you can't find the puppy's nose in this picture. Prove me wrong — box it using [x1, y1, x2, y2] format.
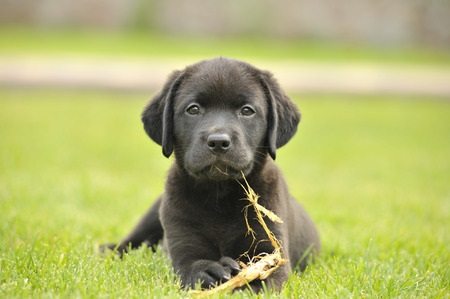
[207, 133, 231, 153]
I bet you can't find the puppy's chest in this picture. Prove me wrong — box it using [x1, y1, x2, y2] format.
[199, 206, 245, 231]
[193, 202, 247, 239]
[203, 211, 248, 253]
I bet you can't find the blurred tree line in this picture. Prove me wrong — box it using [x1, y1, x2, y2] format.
[0, 0, 449, 48]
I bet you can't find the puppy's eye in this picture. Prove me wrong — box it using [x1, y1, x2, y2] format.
[240, 105, 256, 116]
[186, 104, 201, 115]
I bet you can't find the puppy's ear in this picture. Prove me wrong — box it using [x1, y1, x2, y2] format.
[141, 70, 184, 158]
[259, 71, 301, 160]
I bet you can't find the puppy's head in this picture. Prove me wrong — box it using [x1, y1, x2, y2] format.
[142, 58, 300, 181]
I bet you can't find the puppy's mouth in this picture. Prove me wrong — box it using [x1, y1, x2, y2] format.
[191, 160, 253, 181]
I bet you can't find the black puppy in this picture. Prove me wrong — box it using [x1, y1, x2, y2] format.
[105, 58, 320, 291]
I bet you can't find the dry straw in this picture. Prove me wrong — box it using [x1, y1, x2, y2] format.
[190, 173, 287, 297]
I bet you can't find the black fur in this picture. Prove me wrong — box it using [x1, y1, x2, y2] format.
[104, 58, 320, 291]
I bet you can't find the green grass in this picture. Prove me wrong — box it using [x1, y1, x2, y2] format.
[0, 88, 449, 298]
[2, 27, 450, 66]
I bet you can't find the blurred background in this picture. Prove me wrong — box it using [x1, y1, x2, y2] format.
[0, 0, 449, 94]
[2, 0, 449, 43]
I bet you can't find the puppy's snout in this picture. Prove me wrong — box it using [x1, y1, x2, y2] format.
[207, 133, 231, 153]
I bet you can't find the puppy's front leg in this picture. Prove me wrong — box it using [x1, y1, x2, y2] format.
[165, 234, 240, 289]
[240, 229, 291, 292]
[187, 256, 241, 289]
[247, 263, 290, 292]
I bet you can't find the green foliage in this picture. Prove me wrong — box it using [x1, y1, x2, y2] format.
[0, 89, 449, 298]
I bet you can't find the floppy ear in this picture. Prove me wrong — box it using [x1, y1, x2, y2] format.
[141, 70, 184, 158]
[259, 71, 301, 160]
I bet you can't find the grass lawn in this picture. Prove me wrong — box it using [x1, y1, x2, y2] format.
[0, 88, 448, 298]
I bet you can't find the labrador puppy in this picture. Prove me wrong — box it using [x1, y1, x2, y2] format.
[105, 57, 320, 291]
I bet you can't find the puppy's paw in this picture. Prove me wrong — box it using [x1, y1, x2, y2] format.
[219, 256, 241, 276]
[189, 257, 240, 289]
